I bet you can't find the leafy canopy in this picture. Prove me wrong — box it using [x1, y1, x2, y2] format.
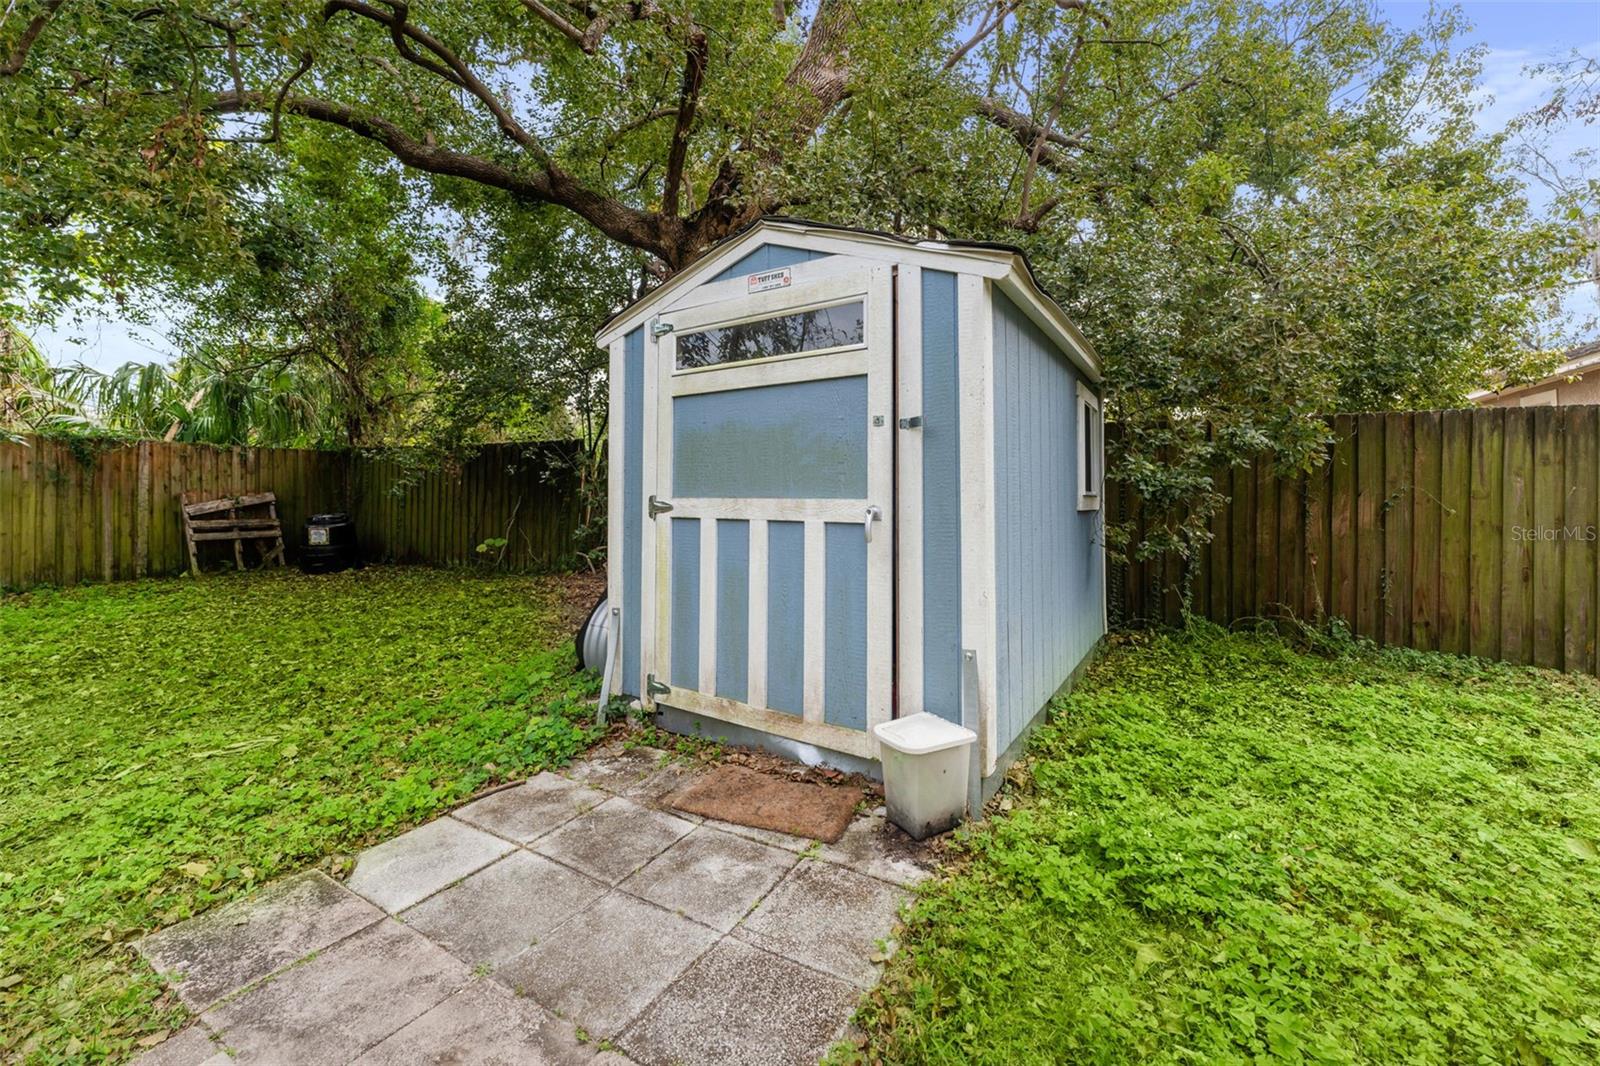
[1, 0, 1586, 560]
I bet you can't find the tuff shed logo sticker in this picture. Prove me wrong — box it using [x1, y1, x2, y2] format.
[747, 267, 792, 293]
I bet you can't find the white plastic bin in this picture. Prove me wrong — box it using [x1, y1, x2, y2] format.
[872, 713, 978, 840]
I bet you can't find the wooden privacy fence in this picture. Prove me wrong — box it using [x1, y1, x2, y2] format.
[0, 437, 584, 590]
[1111, 405, 1600, 675]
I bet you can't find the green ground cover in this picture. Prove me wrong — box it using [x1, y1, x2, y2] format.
[0, 568, 603, 1062]
[860, 626, 1600, 1065]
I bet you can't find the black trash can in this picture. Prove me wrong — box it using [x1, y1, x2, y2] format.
[300, 512, 359, 573]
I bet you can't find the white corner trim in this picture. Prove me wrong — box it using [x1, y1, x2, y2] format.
[957, 274, 999, 778]
[606, 337, 626, 672]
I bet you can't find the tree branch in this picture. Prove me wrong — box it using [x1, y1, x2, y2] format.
[781, 0, 857, 141]
[1, 0, 64, 77]
[662, 28, 707, 218]
[1017, 29, 1086, 223]
[518, 0, 592, 50]
[975, 96, 1091, 170]
[206, 89, 674, 261]
[944, 0, 1021, 70]
[323, 0, 551, 163]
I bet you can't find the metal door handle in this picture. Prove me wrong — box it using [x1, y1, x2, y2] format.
[864, 505, 881, 542]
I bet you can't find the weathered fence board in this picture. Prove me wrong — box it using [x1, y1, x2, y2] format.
[0, 437, 584, 590]
[1109, 405, 1600, 677]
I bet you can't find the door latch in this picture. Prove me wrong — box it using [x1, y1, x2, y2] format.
[864, 505, 882, 543]
[648, 495, 673, 518]
[646, 674, 670, 697]
[898, 415, 923, 429]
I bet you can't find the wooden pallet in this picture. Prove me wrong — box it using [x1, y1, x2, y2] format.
[181, 491, 287, 575]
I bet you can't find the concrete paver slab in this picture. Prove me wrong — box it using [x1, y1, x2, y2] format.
[533, 797, 695, 885]
[617, 759, 704, 808]
[817, 809, 934, 888]
[735, 860, 908, 988]
[352, 978, 596, 1065]
[137, 870, 382, 1010]
[559, 743, 673, 794]
[493, 891, 718, 1039]
[452, 773, 608, 844]
[702, 819, 817, 853]
[202, 918, 469, 1064]
[346, 817, 514, 913]
[619, 939, 858, 1066]
[402, 851, 606, 969]
[620, 826, 795, 932]
[129, 1024, 230, 1066]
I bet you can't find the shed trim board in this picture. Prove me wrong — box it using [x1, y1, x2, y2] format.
[894, 264, 925, 719]
[606, 334, 625, 689]
[958, 275, 1000, 776]
[602, 219, 1105, 799]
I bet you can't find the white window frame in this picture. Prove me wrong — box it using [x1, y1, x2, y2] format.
[1076, 380, 1102, 511]
[669, 295, 868, 375]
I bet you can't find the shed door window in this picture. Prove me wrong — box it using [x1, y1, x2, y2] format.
[675, 301, 864, 370]
[1077, 381, 1102, 511]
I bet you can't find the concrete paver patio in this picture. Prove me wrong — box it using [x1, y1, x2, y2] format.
[135, 740, 934, 1066]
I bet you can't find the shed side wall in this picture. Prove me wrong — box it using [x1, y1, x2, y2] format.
[621, 326, 645, 696]
[991, 290, 1104, 755]
[921, 269, 964, 723]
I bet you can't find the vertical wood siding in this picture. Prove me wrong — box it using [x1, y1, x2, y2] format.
[1108, 406, 1600, 676]
[669, 516, 701, 688]
[823, 520, 868, 731]
[920, 269, 964, 724]
[0, 438, 582, 590]
[990, 291, 1108, 760]
[707, 243, 832, 283]
[765, 521, 807, 716]
[715, 519, 751, 702]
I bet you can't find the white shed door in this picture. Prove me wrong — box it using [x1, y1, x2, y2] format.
[649, 266, 894, 759]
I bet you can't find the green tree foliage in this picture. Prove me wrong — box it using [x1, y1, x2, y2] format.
[421, 204, 641, 558]
[166, 133, 434, 447]
[1, 0, 1585, 569]
[1, 322, 83, 441]
[33, 134, 435, 448]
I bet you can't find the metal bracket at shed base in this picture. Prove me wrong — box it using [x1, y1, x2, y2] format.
[648, 495, 673, 518]
[645, 674, 670, 698]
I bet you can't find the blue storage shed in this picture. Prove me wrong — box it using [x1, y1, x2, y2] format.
[596, 218, 1105, 807]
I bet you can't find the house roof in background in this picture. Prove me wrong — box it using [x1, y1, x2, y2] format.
[1469, 340, 1600, 401]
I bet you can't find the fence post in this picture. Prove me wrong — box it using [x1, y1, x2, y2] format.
[134, 441, 151, 579]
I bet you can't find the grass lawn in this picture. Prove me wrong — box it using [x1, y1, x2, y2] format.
[858, 626, 1600, 1065]
[0, 567, 605, 1063]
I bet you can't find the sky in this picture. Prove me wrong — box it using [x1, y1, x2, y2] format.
[23, 0, 1600, 372]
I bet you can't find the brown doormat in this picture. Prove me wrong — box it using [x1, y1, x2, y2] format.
[666, 765, 862, 843]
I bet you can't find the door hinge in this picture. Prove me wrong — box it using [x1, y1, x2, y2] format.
[648, 494, 673, 518]
[898, 415, 923, 429]
[650, 317, 675, 337]
[646, 674, 670, 697]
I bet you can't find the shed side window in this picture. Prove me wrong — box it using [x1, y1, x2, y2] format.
[1077, 381, 1101, 512]
[676, 301, 863, 370]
